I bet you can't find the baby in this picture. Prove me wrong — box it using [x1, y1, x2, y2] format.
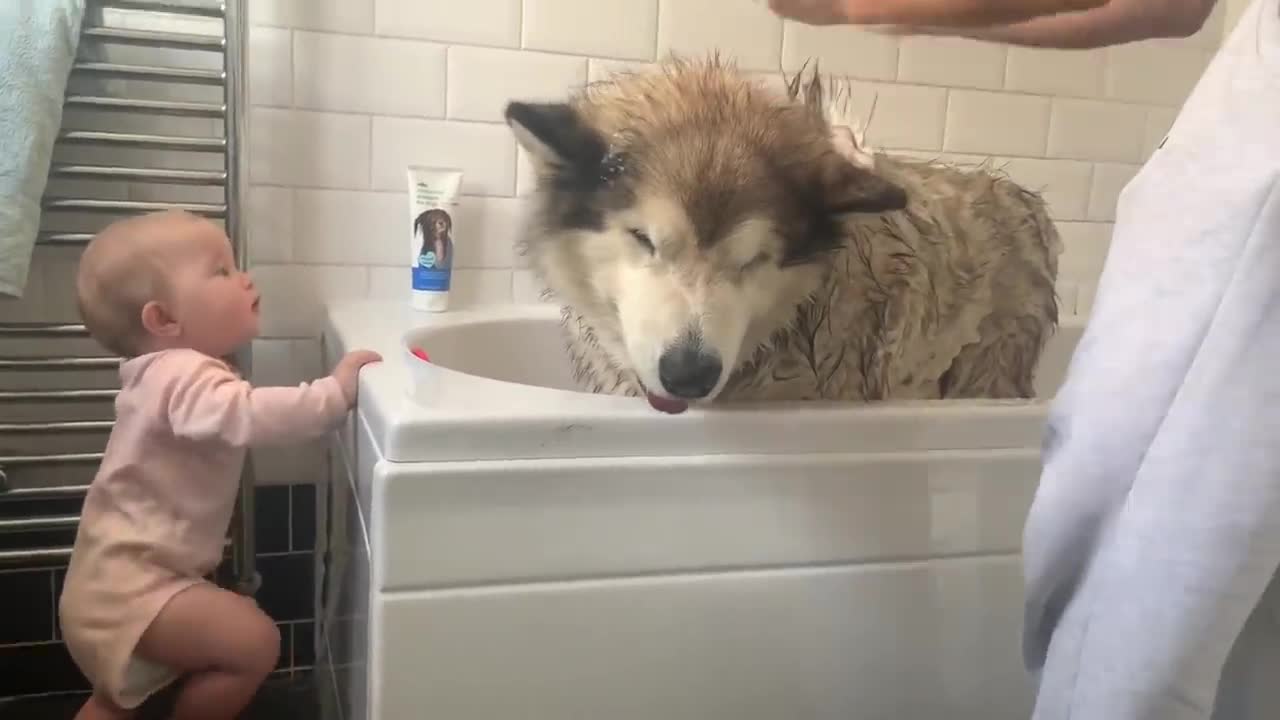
[59, 209, 381, 720]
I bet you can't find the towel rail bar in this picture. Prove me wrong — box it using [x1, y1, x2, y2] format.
[4, 0, 259, 601]
[0, 454, 105, 467]
[35, 232, 94, 245]
[81, 26, 226, 51]
[0, 548, 75, 564]
[93, 0, 227, 18]
[73, 61, 225, 86]
[0, 389, 118, 402]
[0, 484, 91, 499]
[50, 164, 227, 185]
[0, 323, 88, 337]
[0, 357, 120, 371]
[0, 421, 114, 433]
[65, 95, 225, 117]
[58, 130, 226, 152]
[42, 198, 227, 217]
[0, 515, 81, 533]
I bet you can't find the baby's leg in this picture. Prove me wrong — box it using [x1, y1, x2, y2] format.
[135, 583, 280, 720]
[73, 691, 135, 720]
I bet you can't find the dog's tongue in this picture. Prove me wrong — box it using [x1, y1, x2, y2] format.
[646, 392, 689, 414]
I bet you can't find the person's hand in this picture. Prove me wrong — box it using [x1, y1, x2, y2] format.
[333, 349, 383, 404]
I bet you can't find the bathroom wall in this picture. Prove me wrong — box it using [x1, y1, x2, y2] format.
[0, 0, 1236, 702]
[242, 0, 1226, 342]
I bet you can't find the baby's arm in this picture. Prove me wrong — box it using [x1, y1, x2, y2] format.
[163, 349, 382, 447]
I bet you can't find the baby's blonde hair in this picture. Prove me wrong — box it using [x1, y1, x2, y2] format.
[75, 210, 199, 357]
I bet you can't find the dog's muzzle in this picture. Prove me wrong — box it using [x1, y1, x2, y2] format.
[658, 345, 723, 400]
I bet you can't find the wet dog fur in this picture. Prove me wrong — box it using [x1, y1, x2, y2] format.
[504, 56, 1062, 411]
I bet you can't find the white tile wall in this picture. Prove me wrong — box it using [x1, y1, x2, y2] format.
[233, 0, 1224, 337]
[0, 0, 1232, 487]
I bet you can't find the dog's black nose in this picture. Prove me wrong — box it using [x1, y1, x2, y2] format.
[658, 347, 722, 399]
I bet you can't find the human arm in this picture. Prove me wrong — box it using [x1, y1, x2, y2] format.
[766, 0, 1109, 27]
[767, 0, 1218, 48]
[164, 349, 382, 447]
[878, 0, 1219, 49]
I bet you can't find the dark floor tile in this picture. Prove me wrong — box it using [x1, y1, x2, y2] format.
[255, 553, 313, 622]
[290, 483, 317, 552]
[292, 621, 315, 668]
[0, 642, 89, 697]
[52, 568, 67, 640]
[0, 570, 54, 643]
[276, 622, 292, 671]
[253, 485, 292, 555]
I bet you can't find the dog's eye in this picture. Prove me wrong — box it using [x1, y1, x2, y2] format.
[742, 253, 771, 272]
[628, 228, 655, 253]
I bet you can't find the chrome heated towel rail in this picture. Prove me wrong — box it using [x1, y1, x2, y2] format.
[0, 0, 257, 594]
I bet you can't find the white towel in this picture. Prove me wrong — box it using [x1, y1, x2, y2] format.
[0, 0, 85, 298]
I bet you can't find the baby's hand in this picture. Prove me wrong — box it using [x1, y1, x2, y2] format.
[333, 349, 383, 403]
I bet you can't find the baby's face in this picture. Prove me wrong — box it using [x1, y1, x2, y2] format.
[165, 219, 261, 357]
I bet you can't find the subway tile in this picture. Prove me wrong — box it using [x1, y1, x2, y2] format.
[250, 264, 371, 338]
[293, 189, 523, 272]
[249, 0, 374, 33]
[451, 196, 525, 269]
[1047, 99, 1147, 163]
[292, 190, 405, 266]
[375, 0, 521, 47]
[944, 90, 1051, 157]
[1056, 221, 1114, 282]
[274, 622, 292, 671]
[253, 484, 293, 555]
[247, 186, 294, 265]
[291, 484, 318, 553]
[367, 267, 514, 307]
[1004, 46, 1105, 98]
[523, 0, 659, 61]
[780, 23, 898, 81]
[897, 36, 1006, 90]
[0, 642, 89, 696]
[293, 621, 316, 667]
[1087, 163, 1141, 222]
[995, 157, 1094, 222]
[858, 82, 948, 151]
[248, 26, 292, 107]
[1143, 107, 1179, 158]
[370, 117, 516, 196]
[257, 553, 315, 622]
[447, 47, 588, 123]
[1103, 41, 1211, 106]
[587, 59, 655, 83]
[248, 108, 371, 190]
[512, 269, 552, 304]
[657, 0, 783, 72]
[0, 571, 54, 644]
[293, 31, 446, 118]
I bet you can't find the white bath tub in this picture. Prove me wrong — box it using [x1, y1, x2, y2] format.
[316, 299, 1085, 720]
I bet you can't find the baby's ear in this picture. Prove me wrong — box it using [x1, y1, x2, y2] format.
[140, 300, 181, 338]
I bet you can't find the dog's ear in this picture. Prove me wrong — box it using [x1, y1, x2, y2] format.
[815, 151, 908, 215]
[504, 101, 609, 176]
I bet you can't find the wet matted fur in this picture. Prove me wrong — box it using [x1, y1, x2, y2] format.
[504, 56, 1062, 410]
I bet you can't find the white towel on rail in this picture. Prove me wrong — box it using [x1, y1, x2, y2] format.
[0, 0, 85, 298]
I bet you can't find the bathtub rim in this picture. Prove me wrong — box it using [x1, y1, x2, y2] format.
[323, 299, 1085, 464]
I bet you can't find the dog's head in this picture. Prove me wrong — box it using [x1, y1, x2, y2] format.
[505, 58, 907, 412]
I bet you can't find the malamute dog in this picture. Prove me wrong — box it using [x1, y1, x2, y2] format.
[505, 56, 1062, 414]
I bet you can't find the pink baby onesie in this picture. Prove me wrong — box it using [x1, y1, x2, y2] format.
[58, 348, 350, 709]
